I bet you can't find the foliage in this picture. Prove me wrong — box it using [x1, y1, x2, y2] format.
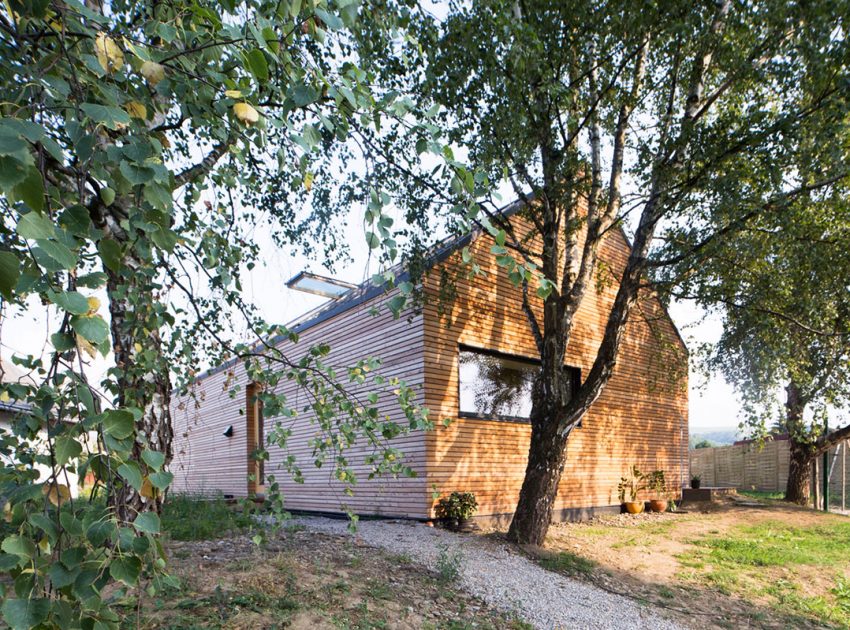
[690, 475, 701, 489]
[617, 466, 647, 503]
[693, 439, 715, 449]
[434, 491, 478, 521]
[646, 470, 666, 497]
[435, 543, 463, 584]
[0, 0, 454, 626]
[161, 494, 255, 541]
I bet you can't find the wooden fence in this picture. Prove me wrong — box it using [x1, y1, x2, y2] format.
[689, 440, 849, 509]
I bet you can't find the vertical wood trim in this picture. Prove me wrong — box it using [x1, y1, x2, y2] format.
[246, 383, 263, 496]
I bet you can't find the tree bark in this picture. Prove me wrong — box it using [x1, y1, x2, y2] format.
[785, 443, 813, 506]
[105, 242, 173, 523]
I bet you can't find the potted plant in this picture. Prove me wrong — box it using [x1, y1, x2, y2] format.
[647, 470, 668, 512]
[617, 466, 646, 514]
[435, 491, 478, 531]
[690, 474, 701, 489]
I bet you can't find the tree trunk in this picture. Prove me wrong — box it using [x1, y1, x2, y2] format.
[507, 346, 573, 545]
[106, 251, 173, 523]
[785, 444, 812, 506]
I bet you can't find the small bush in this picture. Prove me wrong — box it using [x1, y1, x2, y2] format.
[162, 493, 255, 540]
[435, 492, 478, 521]
[436, 543, 463, 583]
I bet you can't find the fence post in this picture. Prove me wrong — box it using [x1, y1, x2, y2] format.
[813, 458, 820, 510]
[842, 443, 846, 513]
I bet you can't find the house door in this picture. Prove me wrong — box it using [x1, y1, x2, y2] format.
[246, 383, 264, 496]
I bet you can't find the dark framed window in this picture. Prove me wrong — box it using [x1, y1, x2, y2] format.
[457, 346, 581, 423]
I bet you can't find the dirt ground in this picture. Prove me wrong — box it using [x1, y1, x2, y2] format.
[532, 496, 850, 629]
[130, 527, 530, 629]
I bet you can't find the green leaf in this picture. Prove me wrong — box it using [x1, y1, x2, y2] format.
[59, 205, 91, 236]
[70, 315, 109, 345]
[132, 512, 160, 534]
[80, 103, 131, 131]
[55, 434, 82, 466]
[100, 187, 116, 206]
[365, 231, 380, 249]
[0, 251, 20, 300]
[98, 239, 122, 272]
[12, 169, 45, 212]
[103, 410, 134, 439]
[35, 239, 77, 269]
[1, 535, 35, 559]
[15, 211, 55, 240]
[292, 83, 320, 107]
[149, 470, 173, 489]
[119, 161, 156, 185]
[50, 332, 75, 352]
[77, 272, 108, 289]
[118, 462, 143, 490]
[49, 562, 80, 588]
[50, 290, 90, 315]
[110, 556, 141, 586]
[141, 449, 165, 471]
[387, 295, 406, 317]
[2, 598, 50, 630]
[245, 48, 269, 82]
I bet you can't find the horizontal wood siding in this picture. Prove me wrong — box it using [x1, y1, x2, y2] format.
[171, 292, 429, 518]
[423, 217, 689, 518]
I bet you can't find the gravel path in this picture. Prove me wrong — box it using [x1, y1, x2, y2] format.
[294, 516, 687, 630]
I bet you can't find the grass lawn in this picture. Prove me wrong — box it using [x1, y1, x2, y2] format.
[540, 496, 850, 629]
[126, 495, 531, 629]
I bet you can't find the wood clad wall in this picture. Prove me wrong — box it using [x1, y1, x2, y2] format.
[422, 215, 689, 518]
[170, 291, 430, 518]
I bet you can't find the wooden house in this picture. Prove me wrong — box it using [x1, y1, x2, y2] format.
[171, 201, 689, 522]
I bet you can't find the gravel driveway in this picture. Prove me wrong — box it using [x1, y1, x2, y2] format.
[294, 516, 687, 630]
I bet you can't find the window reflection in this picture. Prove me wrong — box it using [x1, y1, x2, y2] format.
[458, 349, 537, 419]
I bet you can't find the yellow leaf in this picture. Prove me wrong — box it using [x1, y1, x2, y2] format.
[77, 337, 97, 359]
[95, 33, 124, 73]
[224, 89, 243, 98]
[38, 537, 51, 555]
[86, 296, 101, 315]
[43, 483, 71, 507]
[0, 391, 9, 402]
[133, 343, 142, 353]
[233, 102, 259, 126]
[303, 171, 314, 192]
[3, 501, 11, 523]
[140, 477, 156, 499]
[125, 101, 147, 119]
[140, 60, 165, 86]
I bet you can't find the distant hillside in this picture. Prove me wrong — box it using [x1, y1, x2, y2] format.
[689, 429, 739, 448]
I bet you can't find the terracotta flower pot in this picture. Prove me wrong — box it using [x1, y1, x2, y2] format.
[649, 499, 668, 513]
[624, 501, 644, 514]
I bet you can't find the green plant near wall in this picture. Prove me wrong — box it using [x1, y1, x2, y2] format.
[435, 492, 478, 521]
[617, 466, 647, 503]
